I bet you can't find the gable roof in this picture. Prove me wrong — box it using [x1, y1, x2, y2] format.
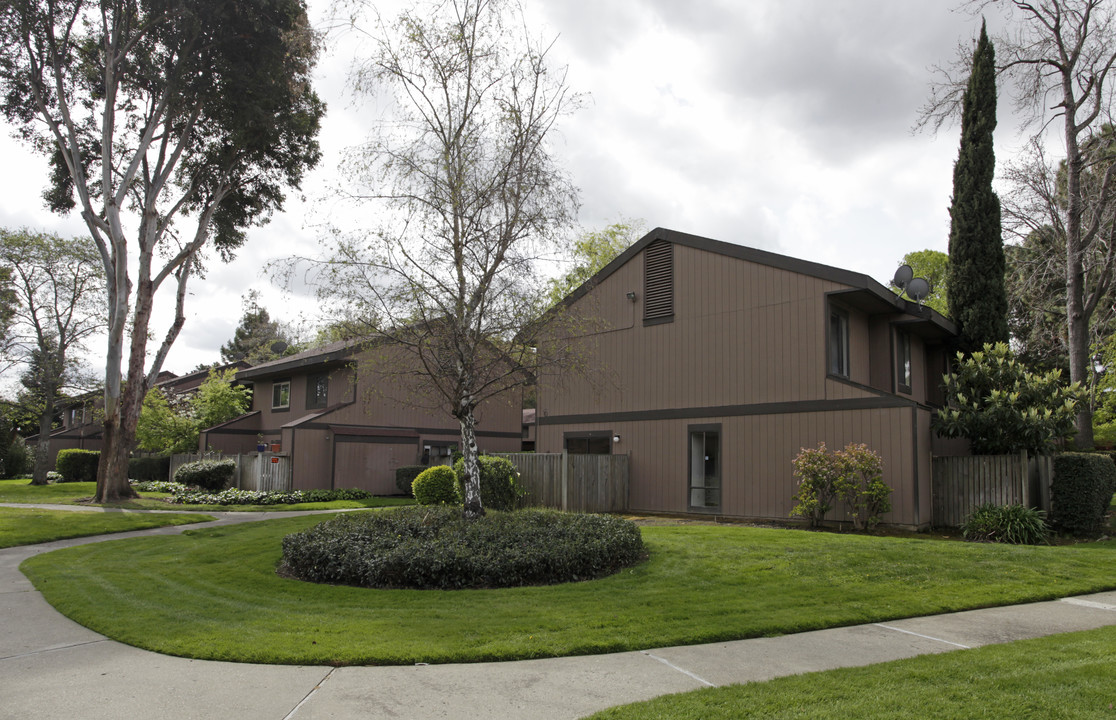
[235, 338, 369, 381]
[561, 227, 959, 341]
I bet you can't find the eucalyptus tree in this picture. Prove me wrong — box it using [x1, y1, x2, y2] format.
[296, 0, 581, 518]
[0, 0, 324, 499]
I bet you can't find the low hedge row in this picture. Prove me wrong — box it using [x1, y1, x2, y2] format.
[128, 455, 171, 482]
[55, 449, 99, 482]
[280, 506, 647, 590]
[1051, 453, 1116, 537]
[173, 459, 236, 492]
[165, 486, 373, 506]
[395, 465, 426, 495]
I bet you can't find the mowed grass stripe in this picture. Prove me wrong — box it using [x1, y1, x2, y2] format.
[0, 506, 215, 548]
[19, 513, 1116, 666]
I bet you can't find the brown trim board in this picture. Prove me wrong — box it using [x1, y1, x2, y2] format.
[538, 397, 918, 426]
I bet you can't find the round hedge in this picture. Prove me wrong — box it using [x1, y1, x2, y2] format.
[280, 506, 647, 590]
[412, 465, 459, 505]
[453, 455, 525, 511]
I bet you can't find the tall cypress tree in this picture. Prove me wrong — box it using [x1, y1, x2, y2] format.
[947, 20, 1008, 349]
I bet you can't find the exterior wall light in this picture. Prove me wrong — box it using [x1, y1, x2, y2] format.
[613, 434, 621, 443]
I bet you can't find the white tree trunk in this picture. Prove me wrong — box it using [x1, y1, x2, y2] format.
[458, 410, 485, 519]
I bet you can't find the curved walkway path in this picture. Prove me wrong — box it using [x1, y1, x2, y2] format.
[3, 504, 1116, 720]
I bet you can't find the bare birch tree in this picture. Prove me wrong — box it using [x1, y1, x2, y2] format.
[0, 0, 324, 499]
[921, 0, 1116, 448]
[291, 0, 580, 518]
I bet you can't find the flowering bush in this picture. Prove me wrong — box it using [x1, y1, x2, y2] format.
[791, 442, 892, 530]
[155, 485, 373, 506]
[130, 480, 184, 493]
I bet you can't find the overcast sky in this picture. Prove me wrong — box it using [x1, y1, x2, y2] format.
[0, 0, 1022, 377]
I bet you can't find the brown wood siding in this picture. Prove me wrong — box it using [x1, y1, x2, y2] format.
[539, 405, 925, 527]
[542, 243, 852, 418]
[333, 440, 419, 495]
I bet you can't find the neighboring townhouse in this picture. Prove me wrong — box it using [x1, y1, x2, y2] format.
[537, 228, 960, 529]
[202, 338, 522, 495]
[29, 364, 247, 468]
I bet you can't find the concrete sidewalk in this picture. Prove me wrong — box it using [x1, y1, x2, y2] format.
[2, 509, 1116, 719]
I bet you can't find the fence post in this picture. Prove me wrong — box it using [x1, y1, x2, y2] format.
[561, 449, 569, 512]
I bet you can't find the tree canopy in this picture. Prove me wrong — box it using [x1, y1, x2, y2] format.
[0, 0, 324, 499]
[546, 221, 644, 307]
[891, 249, 949, 316]
[946, 20, 1008, 348]
[220, 291, 301, 365]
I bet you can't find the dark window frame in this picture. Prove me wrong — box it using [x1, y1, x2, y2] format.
[687, 423, 722, 513]
[306, 372, 329, 410]
[828, 306, 850, 379]
[271, 379, 291, 412]
[895, 328, 912, 394]
[563, 430, 613, 455]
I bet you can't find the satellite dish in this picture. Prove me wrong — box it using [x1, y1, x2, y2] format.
[892, 264, 914, 291]
[270, 341, 288, 355]
[906, 277, 931, 306]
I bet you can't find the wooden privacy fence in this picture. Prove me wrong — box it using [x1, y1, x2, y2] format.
[931, 452, 1053, 527]
[497, 452, 629, 513]
[169, 452, 292, 493]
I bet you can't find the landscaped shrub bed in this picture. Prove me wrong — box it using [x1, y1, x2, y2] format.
[395, 465, 426, 495]
[280, 506, 647, 589]
[147, 483, 374, 506]
[173, 458, 236, 492]
[412, 466, 458, 505]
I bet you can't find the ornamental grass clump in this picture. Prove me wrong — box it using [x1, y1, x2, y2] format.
[280, 506, 646, 589]
[961, 503, 1049, 545]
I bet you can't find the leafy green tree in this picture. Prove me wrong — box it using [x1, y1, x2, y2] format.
[0, 0, 324, 501]
[933, 343, 1081, 455]
[947, 21, 1008, 349]
[192, 368, 251, 432]
[547, 221, 644, 306]
[220, 291, 301, 364]
[136, 368, 250, 454]
[136, 388, 198, 455]
[891, 249, 949, 316]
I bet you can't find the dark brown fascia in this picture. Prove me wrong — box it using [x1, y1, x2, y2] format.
[236, 340, 369, 382]
[557, 227, 959, 339]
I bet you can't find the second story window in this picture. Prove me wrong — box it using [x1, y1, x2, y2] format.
[272, 380, 291, 410]
[307, 373, 329, 409]
[896, 329, 912, 393]
[828, 308, 849, 378]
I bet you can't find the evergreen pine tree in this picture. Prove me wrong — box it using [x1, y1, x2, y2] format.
[947, 20, 1009, 349]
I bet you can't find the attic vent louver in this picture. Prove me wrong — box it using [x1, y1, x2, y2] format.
[644, 239, 674, 324]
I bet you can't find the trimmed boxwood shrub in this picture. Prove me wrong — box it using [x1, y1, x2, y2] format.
[453, 455, 525, 511]
[280, 506, 647, 589]
[960, 503, 1049, 545]
[412, 465, 459, 505]
[55, 449, 100, 482]
[395, 465, 426, 495]
[129, 455, 171, 482]
[174, 458, 236, 492]
[1050, 452, 1116, 537]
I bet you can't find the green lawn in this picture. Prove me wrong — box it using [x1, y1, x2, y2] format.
[0, 478, 414, 512]
[0, 506, 214, 548]
[19, 515, 1116, 666]
[585, 625, 1116, 719]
